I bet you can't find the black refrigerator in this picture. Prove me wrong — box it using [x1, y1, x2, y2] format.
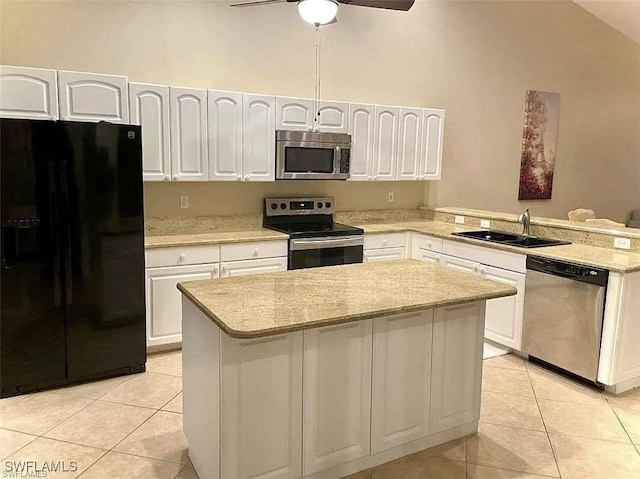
[1, 118, 146, 398]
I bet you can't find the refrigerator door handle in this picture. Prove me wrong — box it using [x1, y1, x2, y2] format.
[60, 161, 73, 306]
[49, 163, 62, 307]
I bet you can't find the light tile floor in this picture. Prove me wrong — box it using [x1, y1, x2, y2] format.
[2, 351, 640, 478]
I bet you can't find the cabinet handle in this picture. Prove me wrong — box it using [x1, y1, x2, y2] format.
[244, 175, 249, 181]
[173, 175, 179, 181]
[178, 253, 186, 263]
[368, 176, 372, 180]
[428, 242, 432, 249]
[253, 248, 259, 256]
[236, 176, 242, 181]
[213, 265, 219, 275]
[221, 265, 227, 274]
[382, 240, 388, 246]
[164, 175, 170, 181]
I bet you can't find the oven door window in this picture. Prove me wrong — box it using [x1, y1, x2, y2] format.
[284, 147, 335, 174]
[289, 245, 363, 270]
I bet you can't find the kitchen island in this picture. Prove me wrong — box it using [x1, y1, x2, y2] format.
[178, 259, 516, 479]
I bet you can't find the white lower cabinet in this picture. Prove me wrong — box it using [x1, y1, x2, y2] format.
[220, 257, 288, 277]
[303, 320, 373, 475]
[430, 303, 484, 433]
[221, 332, 303, 479]
[363, 247, 405, 263]
[145, 263, 219, 347]
[371, 311, 433, 453]
[481, 265, 525, 350]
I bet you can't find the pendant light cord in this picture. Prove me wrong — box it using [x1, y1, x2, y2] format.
[313, 25, 322, 131]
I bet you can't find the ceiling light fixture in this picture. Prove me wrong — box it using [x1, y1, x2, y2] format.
[298, 0, 338, 26]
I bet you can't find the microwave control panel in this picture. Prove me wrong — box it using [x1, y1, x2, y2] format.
[339, 148, 350, 174]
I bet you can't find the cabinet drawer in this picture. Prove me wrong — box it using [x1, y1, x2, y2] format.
[220, 240, 288, 261]
[412, 234, 443, 253]
[364, 247, 406, 263]
[364, 232, 406, 250]
[145, 245, 220, 268]
[442, 239, 526, 273]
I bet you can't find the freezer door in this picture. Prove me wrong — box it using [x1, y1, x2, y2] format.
[58, 122, 146, 379]
[1, 119, 66, 396]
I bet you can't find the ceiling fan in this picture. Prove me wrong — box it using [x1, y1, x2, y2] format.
[230, 0, 415, 26]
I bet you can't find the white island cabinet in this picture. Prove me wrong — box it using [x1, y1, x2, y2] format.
[180, 259, 515, 479]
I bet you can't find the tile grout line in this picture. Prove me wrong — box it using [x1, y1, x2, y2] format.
[605, 397, 639, 453]
[524, 359, 562, 479]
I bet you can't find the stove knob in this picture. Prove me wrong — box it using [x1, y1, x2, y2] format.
[325, 202, 332, 208]
[317, 202, 323, 208]
[280, 203, 287, 210]
[270, 203, 277, 210]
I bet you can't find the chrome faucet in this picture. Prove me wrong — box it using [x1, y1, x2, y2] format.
[519, 209, 531, 236]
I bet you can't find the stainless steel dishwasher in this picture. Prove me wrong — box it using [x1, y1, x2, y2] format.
[522, 256, 609, 384]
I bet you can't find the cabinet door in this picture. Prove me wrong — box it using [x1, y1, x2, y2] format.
[440, 253, 479, 276]
[412, 248, 441, 266]
[480, 265, 525, 350]
[303, 320, 372, 475]
[129, 83, 171, 182]
[276, 96, 314, 132]
[208, 90, 243, 181]
[220, 257, 287, 277]
[145, 264, 219, 347]
[421, 108, 445, 180]
[363, 247, 405, 263]
[318, 100, 348, 133]
[347, 103, 375, 181]
[0, 65, 58, 120]
[242, 94, 276, 182]
[430, 303, 484, 433]
[58, 70, 128, 123]
[372, 105, 399, 181]
[371, 311, 433, 453]
[396, 107, 423, 181]
[221, 332, 303, 479]
[170, 87, 208, 181]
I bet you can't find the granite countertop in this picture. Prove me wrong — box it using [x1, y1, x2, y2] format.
[177, 259, 516, 339]
[145, 227, 288, 248]
[354, 221, 640, 273]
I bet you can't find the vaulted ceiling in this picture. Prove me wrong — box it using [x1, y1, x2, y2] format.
[574, 0, 640, 44]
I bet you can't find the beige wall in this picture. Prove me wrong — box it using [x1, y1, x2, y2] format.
[1, 0, 638, 220]
[143, 181, 424, 217]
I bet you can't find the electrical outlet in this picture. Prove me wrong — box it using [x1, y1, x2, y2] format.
[480, 219, 491, 229]
[454, 215, 465, 225]
[387, 192, 395, 203]
[180, 196, 189, 209]
[614, 237, 631, 250]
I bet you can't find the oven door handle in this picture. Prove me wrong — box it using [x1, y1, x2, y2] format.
[290, 236, 364, 251]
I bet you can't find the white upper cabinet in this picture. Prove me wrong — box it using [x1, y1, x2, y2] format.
[242, 93, 276, 182]
[0, 66, 59, 120]
[348, 103, 375, 181]
[421, 108, 445, 180]
[397, 107, 423, 181]
[276, 96, 314, 132]
[129, 83, 171, 182]
[170, 86, 208, 182]
[58, 70, 128, 123]
[208, 90, 243, 181]
[317, 100, 348, 133]
[372, 105, 399, 181]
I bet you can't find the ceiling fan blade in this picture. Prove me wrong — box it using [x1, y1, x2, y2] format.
[338, 0, 414, 11]
[230, 0, 287, 7]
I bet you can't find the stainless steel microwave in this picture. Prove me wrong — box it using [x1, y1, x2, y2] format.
[275, 130, 351, 180]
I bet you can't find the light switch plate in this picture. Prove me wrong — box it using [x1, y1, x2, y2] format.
[180, 196, 189, 209]
[614, 237, 631, 250]
[454, 215, 465, 225]
[480, 219, 491, 229]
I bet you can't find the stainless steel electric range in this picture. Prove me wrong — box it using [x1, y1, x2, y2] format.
[263, 197, 364, 270]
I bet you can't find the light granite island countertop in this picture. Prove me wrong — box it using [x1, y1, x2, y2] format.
[177, 258, 516, 338]
[179, 259, 515, 479]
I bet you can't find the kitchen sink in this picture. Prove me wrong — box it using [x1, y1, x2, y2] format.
[452, 230, 571, 248]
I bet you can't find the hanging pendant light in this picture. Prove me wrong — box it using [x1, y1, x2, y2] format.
[298, 0, 338, 26]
